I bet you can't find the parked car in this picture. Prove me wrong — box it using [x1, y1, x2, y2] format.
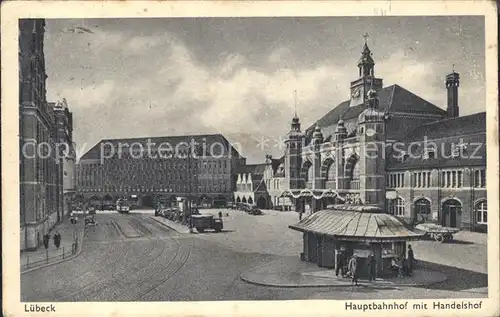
[191, 214, 223, 233]
[248, 207, 263, 215]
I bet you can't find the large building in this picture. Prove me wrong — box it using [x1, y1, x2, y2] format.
[19, 19, 71, 250]
[76, 134, 246, 207]
[258, 39, 487, 232]
[51, 98, 77, 216]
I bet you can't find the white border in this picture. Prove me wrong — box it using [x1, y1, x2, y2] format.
[2, 1, 498, 316]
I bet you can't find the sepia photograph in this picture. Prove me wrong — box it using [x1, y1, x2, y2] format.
[2, 1, 498, 316]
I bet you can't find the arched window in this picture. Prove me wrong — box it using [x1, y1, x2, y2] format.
[391, 197, 405, 216]
[476, 200, 487, 224]
[351, 161, 360, 180]
[414, 198, 431, 222]
[327, 161, 336, 181]
[307, 165, 314, 183]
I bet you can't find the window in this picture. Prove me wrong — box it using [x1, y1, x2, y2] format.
[476, 200, 487, 224]
[390, 197, 405, 216]
[414, 198, 431, 222]
[423, 147, 436, 160]
[327, 161, 336, 181]
[474, 169, 486, 188]
[306, 164, 313, 183]
[440, 170, 463, 188]
[388, 172, 405, 188]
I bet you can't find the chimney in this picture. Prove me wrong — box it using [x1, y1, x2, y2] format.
[445, 71, 460, 118]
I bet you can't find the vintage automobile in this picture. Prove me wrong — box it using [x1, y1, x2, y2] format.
[116, 198, 130, 213]
[415, 223, 460, 243]
[191, 214, 223, 233]
[248, 207, 263, 215]
[84, 214, 96, 226]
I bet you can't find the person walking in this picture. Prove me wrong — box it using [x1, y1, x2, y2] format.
[53, 232, 61, 249]
[43, 233, 50, 250]
[398, 253, 405, 277]
[368, 252, 377, 282]
[348, 255, 359, 286]
[407, 245, 414, 276]
[218, 211, 223, 219]
[335, 250, 345, 277]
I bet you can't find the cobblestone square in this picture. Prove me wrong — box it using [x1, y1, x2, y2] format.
[21, 209, 487, 301]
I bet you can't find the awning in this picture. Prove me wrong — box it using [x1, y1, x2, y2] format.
[280, 189, 346, 201]
[289, 207, 424, 243]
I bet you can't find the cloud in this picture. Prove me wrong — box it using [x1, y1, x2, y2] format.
[44, 21, 485, 163]
[125, 36, 163, 55]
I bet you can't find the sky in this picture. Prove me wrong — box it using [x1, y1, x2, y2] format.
[43, 16, 485, 163]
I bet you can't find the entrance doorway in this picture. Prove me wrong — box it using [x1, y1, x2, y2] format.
[441, 199, 462, 228]
[257, 196, 267, 209]
[414, 198, 431, 224]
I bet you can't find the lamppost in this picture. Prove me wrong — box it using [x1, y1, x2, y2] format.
[186, 140, 199, 233]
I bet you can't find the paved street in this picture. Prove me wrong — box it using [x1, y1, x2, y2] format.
[21, 209, 488, 301]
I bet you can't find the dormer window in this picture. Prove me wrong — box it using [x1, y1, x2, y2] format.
[423, 147, 436, 160]
[451, 141, 467, 158]
[398, 151, 409, 163]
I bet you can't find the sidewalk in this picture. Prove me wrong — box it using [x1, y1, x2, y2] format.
[20, 216, 85, 272]
[149, 216, 191, 234]
[240, 256, 448, 288]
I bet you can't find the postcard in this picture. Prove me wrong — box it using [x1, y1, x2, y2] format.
[2, 1, 498, 316]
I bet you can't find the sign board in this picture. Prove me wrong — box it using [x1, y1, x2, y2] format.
[385, 191, 397, 200]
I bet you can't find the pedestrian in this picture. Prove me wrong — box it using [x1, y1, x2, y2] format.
[407, 245, 414, 276]
[218, 211, 223, 219]
[335, 250, 345, 277]
[43, 233, 50, 249]
[348, 255, 359, 286]
[398, 253, 405, 277]
[368, 252, 377, 282]
[53, 232, 61, 249]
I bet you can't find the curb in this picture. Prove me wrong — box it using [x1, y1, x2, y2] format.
[239, 272, 448, 289]
[149, 216, 190, 234]
[21, 224, 85, 275]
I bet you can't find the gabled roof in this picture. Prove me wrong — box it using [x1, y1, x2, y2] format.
[306, 84, 447, 134]
[386, 113, 487, 170]
[238, 163, 267, 175]
[80, 134, 243, 161]
[406, 112, 486, 141]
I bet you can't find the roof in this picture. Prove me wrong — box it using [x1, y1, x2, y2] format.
[387, 113, 487, 170]
[406, 112, 486, 141]
[289, 208, 423, 242]
[238, 163, 267, 175]
[80, 134, 243, 160]
[306, 84, 447, 134]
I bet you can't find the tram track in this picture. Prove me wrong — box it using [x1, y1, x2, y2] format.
[65, 238, 160, 301]
[93, 236, 179, 301]
[58, 240, 133, 301]
[59, 216, 161, 301]
[132, 238, 191, 301]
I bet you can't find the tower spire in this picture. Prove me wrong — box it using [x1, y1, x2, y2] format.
[358, 33, 375, 77]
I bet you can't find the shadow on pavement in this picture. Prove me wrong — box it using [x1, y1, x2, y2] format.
[446, 240, 475, 245]
[417, 260, 487, 291]
[197, 229, 236, 234]
[419, 236, 475, 245]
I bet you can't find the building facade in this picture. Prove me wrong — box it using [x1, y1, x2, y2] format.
[51, 98, 77, 217]
[19, 19, 67, 250]
[258, 39, 487, 232]
[76, 134, 245, 208]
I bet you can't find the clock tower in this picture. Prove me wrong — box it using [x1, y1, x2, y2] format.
[349, 34, 383, 107]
